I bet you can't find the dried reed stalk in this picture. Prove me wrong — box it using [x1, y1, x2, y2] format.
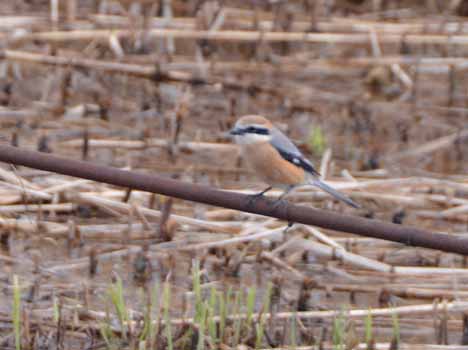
[7, 28, 468, 46]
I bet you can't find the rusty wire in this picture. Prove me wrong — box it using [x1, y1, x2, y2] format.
[0, 144, 467, 255]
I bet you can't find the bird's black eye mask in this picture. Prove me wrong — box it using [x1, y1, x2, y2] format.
[230, 125, 270, 136]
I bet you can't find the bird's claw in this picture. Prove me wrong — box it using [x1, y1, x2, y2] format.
[271, 198, 288, 211]
[247, 192, 265, 207]
[271, 199, 296, 228]
[246, 186, 273, 207]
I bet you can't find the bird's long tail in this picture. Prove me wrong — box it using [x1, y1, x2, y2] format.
[312, 179, 360, 209]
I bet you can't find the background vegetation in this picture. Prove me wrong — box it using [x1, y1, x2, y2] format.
[0, 0, 467, 349]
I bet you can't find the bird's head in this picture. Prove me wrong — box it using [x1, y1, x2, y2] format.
[229, 115, 273, 145]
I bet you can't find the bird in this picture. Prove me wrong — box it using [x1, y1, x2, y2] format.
[229, 115, 360, 209]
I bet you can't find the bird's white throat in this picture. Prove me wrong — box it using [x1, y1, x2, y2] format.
[234, 133, 271, 145]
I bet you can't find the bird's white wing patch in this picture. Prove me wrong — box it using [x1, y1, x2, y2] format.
[269, 127, 320, 176]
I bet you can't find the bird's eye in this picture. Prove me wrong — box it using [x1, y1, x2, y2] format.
[245, 126, 255, 133]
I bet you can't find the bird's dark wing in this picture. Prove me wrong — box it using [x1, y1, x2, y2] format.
[269, 127, 320, 177]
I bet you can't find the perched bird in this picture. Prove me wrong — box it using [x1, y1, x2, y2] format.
[229, 115, 359, 209]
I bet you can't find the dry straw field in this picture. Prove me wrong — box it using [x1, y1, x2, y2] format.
[0, 0, 468, 349]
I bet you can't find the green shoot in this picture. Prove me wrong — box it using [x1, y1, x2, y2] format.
[308, 126, 326, 156]
[12, 275, 21, 350]
[232, 290, 243, 347]
[218, 289, 227, 343]
[196, 302, 207, 350]
[100, 322, 113, 350]
[100, 302, 116, 349]
[108, 276, 129, 340]
[246, 286, 256, 328]
[255, 282, 272, 349]
[255, 323, 264, 349]
[332, 311, 346, 350]
[53, 295, 59, 324]
[365, 308, 373, 347]
[290, 313, 297, 350]
[192, 260, 202, 322]
[208, 287, 217, 344]
[149, 280, 160, 345]
[163, 281, 173, 350]
[391, 307, 400, 345]
[139, 292, 151, 342]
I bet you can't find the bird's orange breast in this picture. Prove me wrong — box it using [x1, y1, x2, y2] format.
[241, 142, 305, 186]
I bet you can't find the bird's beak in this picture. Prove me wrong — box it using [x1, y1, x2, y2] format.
[229, 127, 243, 136]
